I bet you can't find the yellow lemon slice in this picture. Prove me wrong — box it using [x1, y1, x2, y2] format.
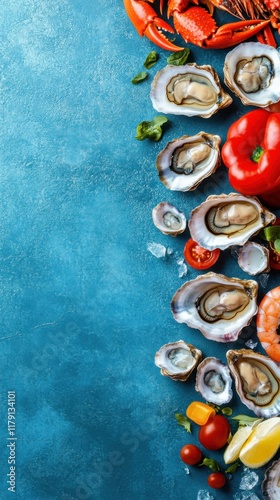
[224, 418, 262, 464]
[239, 417, 280, 468]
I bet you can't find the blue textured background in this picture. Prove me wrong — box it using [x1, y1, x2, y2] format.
[0, 1, 279, 499]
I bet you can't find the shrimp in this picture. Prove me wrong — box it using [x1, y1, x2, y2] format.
[256, 286, 280, 363]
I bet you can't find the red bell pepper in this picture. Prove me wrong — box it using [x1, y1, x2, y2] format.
[222, 109, 280, 208]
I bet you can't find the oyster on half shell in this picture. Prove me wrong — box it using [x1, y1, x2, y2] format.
[224, 42, 280, 107]
[171, 273, 258, 343]
[262, 459, 280, 500]
[150, 63, 232, 118]
[188, 193, 275, 250]
[237, 241, 270, 275]
[226, 349, 280, 418]
[155, 340, 202, 381]
[195, 357, 233, 405]
[152, 202, 186, 236]
[156, 132, 221, 192]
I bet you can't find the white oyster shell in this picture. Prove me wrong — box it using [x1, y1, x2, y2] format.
[156, 132, 221, 192]
[171, 273, 258, 343]
[188, 193, 276, 251]
[224, 42, 280, 107]
[262, 459, 280, 500]
[150, 63, 232, 118]
[195, 357, 233, 405]
[154, 340, 202, 381]
[226, 349, 280, 418]
[152, 202, 186, 236]
[237, 241, 270, 275]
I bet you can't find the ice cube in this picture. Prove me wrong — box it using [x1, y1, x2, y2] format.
[245, 339, 258, 349]
[233, 493, 260, 500]
[197, 491, 214, 500]
[178, 262, 188, 278]
[147, 242, 167, 258]
[259, 273, 269, 289]
[184, 466, 190, 475]
[239, 469, 259, 491]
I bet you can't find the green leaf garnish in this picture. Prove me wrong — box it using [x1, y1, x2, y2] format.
[225, 461, 240, 474]
[144, 51, 159, 69]
[132, 72, 148, 84]
[207, 402, 220, 413]
[167, 48, 190, 66]
[260, 225, 280, 242]
[175, 413, 191, 433]
[199, 458, 220, 472]
[135, 116, 168, 141]
[274, 238, 280, 253]
[231, 414, 260, 427]
[222, 407, 233, 416]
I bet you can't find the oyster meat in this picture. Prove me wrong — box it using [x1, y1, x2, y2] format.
[154, 340, 202, 381]
[195, 357, 233, 405]
[237, 241, 270, 275]
[224, 42, 280, 107]
[156, 132, 221, 192]
[150, 63, 232, 118]
[152, 202, 187, 236]
[171, 273, 258, 343]
[188, 193, 275, 250]
[226, 349, 280, 418]
[262, 459, 280, 500]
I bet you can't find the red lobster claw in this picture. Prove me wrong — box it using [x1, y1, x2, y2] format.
[123, 0, 183, 51]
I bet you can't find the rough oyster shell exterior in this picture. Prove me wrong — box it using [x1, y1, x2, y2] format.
[226, 349, 280, 418]
[262, 459, 280, 500]
[171, 273, 258, 343]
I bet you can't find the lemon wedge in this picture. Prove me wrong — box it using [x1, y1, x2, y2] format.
[239, 417, 280, 468]
[224, 425, 254, 464]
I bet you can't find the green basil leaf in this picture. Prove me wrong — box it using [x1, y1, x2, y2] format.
[274, 238, 280, 253]
[135, 116, 168, 141]
[222, 407, 233, 416]
[260, 226, 280, 242]
[167, 48, 190, 66]
[231, 414, 261, 427]
[174, 413, 191, 433]
[225, 461, 240, 474]
[132, 72, 148, 84]
[144, 51, 159, 69]
[199, 458, 220, 471]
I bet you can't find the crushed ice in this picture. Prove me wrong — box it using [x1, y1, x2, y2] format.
[233, 493, 260, 500]
[239, 468, 259, 491]
[258, 273, 269, 289]
[184, 466, 190, 475]
[197, 491, 214, 500]
[245, 339, 258, 349]
[147, 242, 188, 278]
[147, 242, 167, 258]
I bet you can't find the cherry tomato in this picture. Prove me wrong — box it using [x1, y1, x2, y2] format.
[207, 472, 227, 489]
[180, 444, 202, 465]
[198, 415, 231, 450]
[269, 218, 280, 270]
[184, 239, 220, 270]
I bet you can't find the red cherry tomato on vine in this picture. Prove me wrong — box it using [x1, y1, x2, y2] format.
[184, 239, 220, 270]
[198, 415, 230, 450]
[207, 472, 227, 489]
[180, 444, 202, 465]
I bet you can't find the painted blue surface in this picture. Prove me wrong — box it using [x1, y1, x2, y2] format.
[0, 1, 280, 499]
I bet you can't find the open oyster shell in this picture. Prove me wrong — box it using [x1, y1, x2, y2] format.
[171, 273, 258, 343]
[154, 340, 202, 381]
[195, 357, 233, 405]
[150, 63, 232, 118]
[237, 241, 270, 275]
[224, 42, 280, 107]
[226, 349, 280, 418]
[262, 459, 280, 500]
[152, 202, 186, 236]
[156, 132, 221, 192]
[188, 193, 275, 251]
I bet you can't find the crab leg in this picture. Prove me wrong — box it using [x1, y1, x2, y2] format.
[123, 0, 183, 51]
[205, 18, 271, 48]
